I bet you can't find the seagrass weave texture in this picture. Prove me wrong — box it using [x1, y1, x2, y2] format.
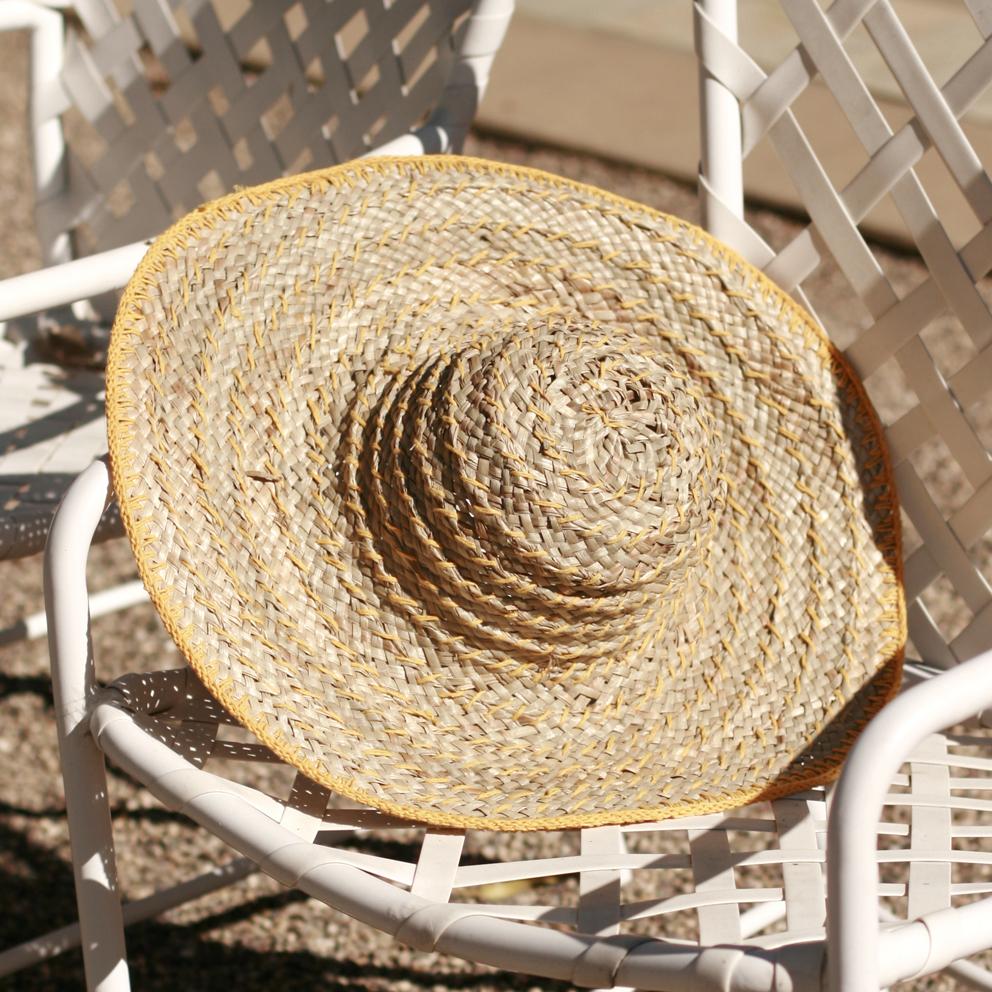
[107, 157, 905, 830]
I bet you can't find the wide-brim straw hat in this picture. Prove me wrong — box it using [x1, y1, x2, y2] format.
[108, 156, 905, 831]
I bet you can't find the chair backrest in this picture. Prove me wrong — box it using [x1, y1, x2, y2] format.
[28, 0, 508, 270]
[696, 0, 992, 671]
[0, 0, 510, 567]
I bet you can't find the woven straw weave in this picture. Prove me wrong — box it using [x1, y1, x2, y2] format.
[107, 157, 905, 830]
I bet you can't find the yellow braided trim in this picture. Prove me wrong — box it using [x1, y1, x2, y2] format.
[106, 154, 906, 832]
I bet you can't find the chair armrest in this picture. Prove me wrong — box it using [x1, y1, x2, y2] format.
[0, 241, 149, 321]
[44, 459, 114, 733]
[3, 128, 445, 324]
[827, 650, 992, 991]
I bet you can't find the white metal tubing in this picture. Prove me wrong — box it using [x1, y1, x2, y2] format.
[402, 0, 513, 155]
[827, 649, 992, 992]
[92, 702, 769, 991]
[878, 906, 992, 991]
[95, 693, 992, 990]
[696, 0, 745, 236]
[944, 959, 992, 992]
[738, 900, 787, 939]
[368, 132, 433, 157]
[0, 1, 513, 316]
[45, 460, 130, 992]
[0, 857, 255, 976]
[441, 0, 514, 132]
[877, 898, 992, 986]
[0, 240, 148, 321]
[0, 579, 148, 646]
[0, 0, 70, 264]
[0, 2, 69, 263]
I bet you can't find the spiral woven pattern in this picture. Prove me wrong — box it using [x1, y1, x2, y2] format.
[107, 157, 905, 830]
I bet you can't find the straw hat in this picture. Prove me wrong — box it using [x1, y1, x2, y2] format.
[107, 156, 905, 831]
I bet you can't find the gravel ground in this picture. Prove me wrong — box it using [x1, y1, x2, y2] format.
[0, 25, 983, 992]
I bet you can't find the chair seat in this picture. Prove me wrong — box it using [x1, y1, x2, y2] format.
[0, 331, 119, 560]
[88, 667, 992, 991]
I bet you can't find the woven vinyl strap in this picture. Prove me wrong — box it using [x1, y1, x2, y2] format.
[40, 0, 472, 260]
[107, 157, 905, 830]
[693, 0, 992, 669]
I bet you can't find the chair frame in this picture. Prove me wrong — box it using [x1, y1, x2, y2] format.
[0, 0, 512, 640]
[41, 463, 992, 992]
[697, 0, 992, 986]
[0, 0, 513, 978]
[0, 0, 512, 320]
[33, 0, 992, 989]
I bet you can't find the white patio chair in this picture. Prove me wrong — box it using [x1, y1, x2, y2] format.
[0, 0, 510, 645]
[40, 1, 992, 991]
[0, 0, 512, 978]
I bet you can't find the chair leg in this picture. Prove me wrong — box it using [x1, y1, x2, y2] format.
[0, 858, 255, 976]
[59, 716, 130, 991]
[45, 462, 130, 991]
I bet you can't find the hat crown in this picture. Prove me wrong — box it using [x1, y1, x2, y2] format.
[347, 324, 729, 667]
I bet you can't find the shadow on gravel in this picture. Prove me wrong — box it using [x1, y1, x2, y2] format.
[0, 672, 53, 703]
[0, 815, 569, 991]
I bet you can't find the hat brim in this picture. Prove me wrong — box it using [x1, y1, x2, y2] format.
[107, 156, 905, 831]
